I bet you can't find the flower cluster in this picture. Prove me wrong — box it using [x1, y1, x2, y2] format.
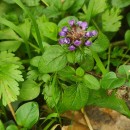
[59, 20, 98, 51]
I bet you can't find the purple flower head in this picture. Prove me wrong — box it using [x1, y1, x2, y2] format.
[59, 38, 65, 44]
[85, 31, 93, 37]
[74, 40, 81, 46]
[62, 26, 68, 32]
[69, 20, 75, 26]
[69, 45, 76, 51]
[92, 30, 98, 36]
[64, 38, 70, 44]
[80, 22, 88, 30]
[59, 31, 66, 37]
[85, 40, 92, 46]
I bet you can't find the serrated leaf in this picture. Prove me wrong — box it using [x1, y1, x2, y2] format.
[90, 32, 109, 52]
[42, 75, 61, 108]
[38, 45, 67, 73]
[58, 83, 89, 113]
[16, 102, 39, 129]
[91, 0, 107, 17]
[0, 51, 23, 106]
[112, 0, 130, 8]
[0, 41, 21, 52]
[102, 8, 123, 32]
[83, 74, 100, 90]
[101, 72, 125, 89]
[19, 80, 40, 101]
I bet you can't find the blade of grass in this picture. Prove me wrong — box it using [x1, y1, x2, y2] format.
[0, 17, 31, 58]
[13, 0, 44, 52]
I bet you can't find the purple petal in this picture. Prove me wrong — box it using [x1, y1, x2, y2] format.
[59, 38, 65, 44]
[64, 38, 70, 44]
[62, 26, 68, 32]
[74, 40, 81, 46]
[80, 22, 88, 30]
[85, 31, 93, 37]
[92, 30, 98, 36]
[69, 45, 76, 51]
[85, 40, 92, 46]
[77, 21, 82, 26]
[69, 20, 75, 26]
[59, 31, 66, 37]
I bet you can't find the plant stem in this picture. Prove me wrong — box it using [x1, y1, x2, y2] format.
[81, 108, 93, 130]
[7, 103, 16, 122]
[91, 49, 108, 75]
[111, 40, 125, 46]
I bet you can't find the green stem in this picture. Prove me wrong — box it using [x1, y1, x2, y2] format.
[91, 49, 108, 75]
[14, 0, 44, 52]
[111, 40, 125, 46]
[44, 119, 56, 130]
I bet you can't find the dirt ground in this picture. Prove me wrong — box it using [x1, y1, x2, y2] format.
[61, 106, 130, 130]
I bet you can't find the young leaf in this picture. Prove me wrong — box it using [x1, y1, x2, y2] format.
[90, 32, 110, 52]
[83, 74, 100, 90]
[102, 8, 123, 32]
[19, 80, 40, 101]
[42, 75, 61, 108]
[58, 83, 89, 113]
[0, 51, 23, 106]
[15, 102, 39, 129]
[38, 45, 67, 73]
[101, 72, 125, 89]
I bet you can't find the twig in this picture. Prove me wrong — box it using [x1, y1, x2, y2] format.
[81, 108, 93, 130]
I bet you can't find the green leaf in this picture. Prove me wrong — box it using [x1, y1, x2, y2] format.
[42, 75, 61, 108]
[0, 28, 20, 40]
[6, 125, 18, 130]
[58, 16, 78, 28]
[38, 45, 67, 73]
[125, 30, 130, 48]
[19, 80, 40, 101]
[90, 32, 110, 52]
[112, 0, 130, 8]
[83, 74, 100, 90]
[0, 51, 23, 106]
[70, 0, 85, 13]
[62, 0, 75, 11]
[118, 65, 130, 79]
[22, 0, 40, 6]
[38, 22, 58, 41]
[18, 19, 31, 40]
[30, 56, 41, 67]
[58, 83, 89, 113]
[16, 102, 39, 129]
[102, 8, 123, 32]
[91, 0, 107, 17]
[0, 120, 5, 130]
[0, 41, 21, 52]
[101, 72, 125, 89]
